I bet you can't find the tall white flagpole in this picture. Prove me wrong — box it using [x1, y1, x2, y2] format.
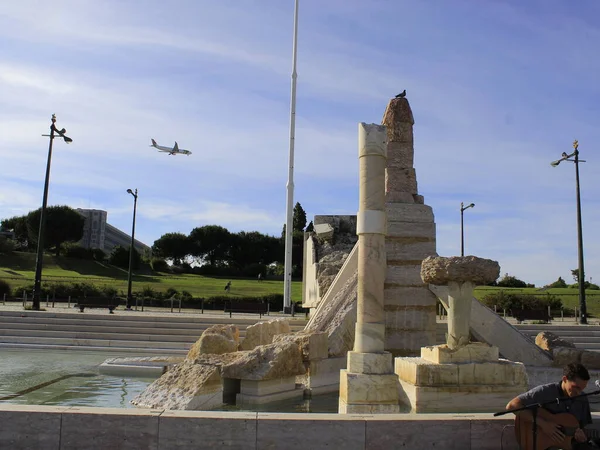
[283, 0, 299, 312]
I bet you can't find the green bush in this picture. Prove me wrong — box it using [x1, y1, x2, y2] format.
[165, 287, 179, 299]
[92, 248, 107, 261]
[0, 279, 11, 296]
[141, 285, 158, 299]
[481, 292, 562, 311]
[0, 237, 16, 254]
[63, 244, 94, 259]
[151, 258, 170, 272]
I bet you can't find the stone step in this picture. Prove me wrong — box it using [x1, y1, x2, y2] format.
[0, 342, 189, 355]
[0, 328, 200, 343]
[0, 310, 307, 326]
[0, 335, 191, 350]
[0, 321, 210, 336]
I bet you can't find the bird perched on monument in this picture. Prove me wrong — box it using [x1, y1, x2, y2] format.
[395, 90, 406, 98]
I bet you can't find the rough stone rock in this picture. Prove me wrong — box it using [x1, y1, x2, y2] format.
[132, 353, 243, 410]
[535, 331, 576, 351]
[222, 340, 306, 381]
[551, 346, 583, 367]
[381, 97, 415, 142]
[187, 324, 239, 359]
[305, 271, 357, 357]
[239, 318, 291, 351]
[273, 331, 329, 361]
[420, 256, 500, 285]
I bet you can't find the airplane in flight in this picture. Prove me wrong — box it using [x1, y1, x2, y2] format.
[150, 139, 192, 156]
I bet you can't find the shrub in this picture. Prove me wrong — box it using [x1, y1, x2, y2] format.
[496, 274, 528, 288]
[0, 237, 16, 254]
[64, 244, 94, 259]
[92, 248, 107, 261]
[165, 287, 179, 299]
[141, 285, 158, 299]
[0, 279, 11, 296]
[547, 277, 568, 288]
[481, 292, 562, 312]
[151, 258, 170, 272]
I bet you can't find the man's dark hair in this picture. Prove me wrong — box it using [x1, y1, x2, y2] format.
[564, 363, 590, 381]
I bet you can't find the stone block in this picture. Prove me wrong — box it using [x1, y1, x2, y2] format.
[386, 141, 414, 168]
[553, 346, 583, 366]
[385, 329, 437, 356]
[456, 361, 528, 386]
[240, 376, 297, 396]
[398, 381, 527, 413]
[384, 286, 438, 307]
[339, 370, 400, 404]
[366, 418, 473, 450]
[395, 357, 459, 386]
[60, 408, 161, 450]
[158, 411, 257, 449]
[421, 343, 499, 364]
[386, 239, 437, 261]
[339, 400, 400, 414]
[237, 388, 303, 407]
[413, 194, 425, 204]
[386, 203, 434, 223]
[0, 406, 63, 450]
[273, 331, 329, 361]
[385, 264, 424, 286]
[386, 191, 415, 203]
[386, 221, 436, 239]
[314, 223, 334, 240]
[384, 307, 437, 331]
[386, 169, 418, 195]
[256, 414, 366, 450]
[347, 351, 394, 374]
[384, 121, 414, 142]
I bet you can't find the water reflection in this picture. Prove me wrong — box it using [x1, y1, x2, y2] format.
[0, 349, 153, 408]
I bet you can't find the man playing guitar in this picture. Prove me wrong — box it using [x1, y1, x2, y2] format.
[506, 363, 595, 450]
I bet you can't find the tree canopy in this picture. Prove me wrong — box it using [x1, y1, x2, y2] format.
[152, 232, 190, 265]
[26, 206, 85, 256]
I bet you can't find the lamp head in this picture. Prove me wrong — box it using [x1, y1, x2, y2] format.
[127, 189, 133, 194]
[469, 203, 475, 208]
[550, 160, 561, 167]
[63, 136, 73, 144]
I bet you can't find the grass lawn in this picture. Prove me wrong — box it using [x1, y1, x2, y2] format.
[0, 252, 303, 302]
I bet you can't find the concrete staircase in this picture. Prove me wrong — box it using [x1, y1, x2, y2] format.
[0, 310, 307, 355]
[437, 321, 600, 353]
[516, 323, 600, 352]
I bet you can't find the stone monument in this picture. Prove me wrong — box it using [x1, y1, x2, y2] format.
[339, 123, 400, 414]
[382, 96, 438, 356]
[395, 256, 529, 412]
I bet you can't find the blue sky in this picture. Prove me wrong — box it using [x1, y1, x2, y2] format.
[1, 0, 599, 287]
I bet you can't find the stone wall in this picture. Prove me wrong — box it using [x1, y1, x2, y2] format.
[0, 404, 536, 450]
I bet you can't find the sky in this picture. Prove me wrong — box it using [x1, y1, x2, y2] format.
[1, 0, 599, 287]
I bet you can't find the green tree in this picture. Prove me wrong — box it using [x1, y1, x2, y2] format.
[1, 215, 29, 248]
[571, 268, 581, 284]
[305, 221, 314, 232]
[229, 231, 283, 268]
[26, 205, 85, 256]
[152, 232, 191, 265]
[109, 245, 140, 269]
[547, 276, 567, 288]
[496, 273, 527, 288]
[189, 225, 232, 266]
[293, 202, 307, 232]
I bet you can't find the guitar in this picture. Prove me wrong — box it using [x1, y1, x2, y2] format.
[515, 408, 599, 450]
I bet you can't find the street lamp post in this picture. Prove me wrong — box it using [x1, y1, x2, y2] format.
[126, 188, 138, 310]
[460, 202, 475, 257]
[32, 114, 73, 310]
[551, 140, 587, 324]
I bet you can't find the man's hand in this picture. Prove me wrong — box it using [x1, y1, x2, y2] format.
[538, 418, 566, 443]
[574, 428, 587, 443]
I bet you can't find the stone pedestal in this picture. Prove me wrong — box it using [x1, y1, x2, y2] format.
[395, 343, 528, 413]
[236, 376, 303, 407]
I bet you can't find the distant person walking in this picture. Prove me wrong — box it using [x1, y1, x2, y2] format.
[224, 281, 231, 293]
[257, 273, 262, 282]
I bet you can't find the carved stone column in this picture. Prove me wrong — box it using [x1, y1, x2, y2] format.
[339, 123, 400, 414]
